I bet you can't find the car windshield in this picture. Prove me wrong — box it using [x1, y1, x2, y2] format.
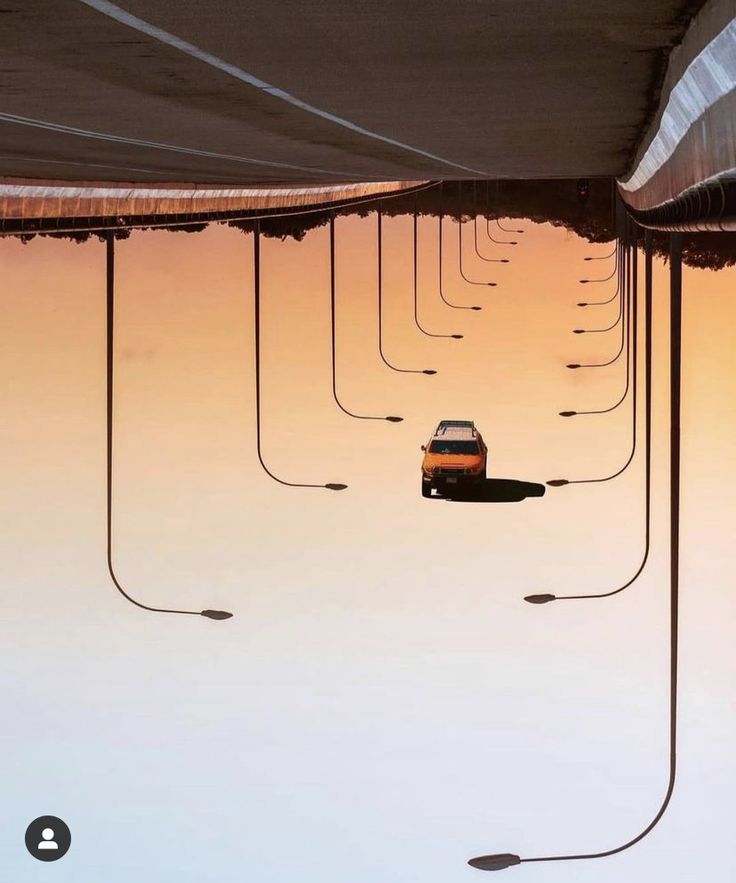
[429, 440, 479, 455]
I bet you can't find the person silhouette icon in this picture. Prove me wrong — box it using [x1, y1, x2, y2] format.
[38, 828, 59, 850]
[25, 815, 71, 861]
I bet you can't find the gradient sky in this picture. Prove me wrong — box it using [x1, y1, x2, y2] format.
[0, 214, 734, 882]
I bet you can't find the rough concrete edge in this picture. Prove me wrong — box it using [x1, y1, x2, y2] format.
[623, 0, 735, 178]
[0, 179, 428, 220]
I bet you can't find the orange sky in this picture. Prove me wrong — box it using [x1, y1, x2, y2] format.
[1, 216, 734, 882]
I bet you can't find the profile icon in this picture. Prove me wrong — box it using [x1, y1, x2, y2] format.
[38, 828, 59, 850]
[25, 816, 71, 862]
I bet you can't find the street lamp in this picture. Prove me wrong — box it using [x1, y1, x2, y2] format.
[377, 205, 437, 375]
[528, 233, 652, 601]
[459, 216, 498, 285]
[578, 278, 620, 308]
[329, 214, 403, 422]
[567, 283, 627, 370]
[105, 236, 233, 620]
[484, 181, 518, 246]
[468, 231, 683, 873]
[584, 244, 617, 261]
[486, 221, 518, 247]
[578, 247, 620, 305]
[579, 263, 617, 284]
[572, 265, 625, 333]
[413, 208, 463, 339]
[253, 221, 348, 490]
[438, 188, 482, 311]
[457, 182, 497, 286]
[558, 245, 633, 419]
[457, 181, 500, 288]
[493, 180, 525, 234]
[496, 219, 524, 235]
[473, 215, 510, 263]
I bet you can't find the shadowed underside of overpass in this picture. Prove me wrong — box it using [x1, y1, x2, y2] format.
[0, 0, 706, 185]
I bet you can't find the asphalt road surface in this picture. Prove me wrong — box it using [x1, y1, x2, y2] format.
[0, 0, 706, 184]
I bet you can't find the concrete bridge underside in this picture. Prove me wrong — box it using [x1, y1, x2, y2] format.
[0, 0, 706, 185]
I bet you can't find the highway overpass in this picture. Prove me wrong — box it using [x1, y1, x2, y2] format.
[0, 0, 706, 185]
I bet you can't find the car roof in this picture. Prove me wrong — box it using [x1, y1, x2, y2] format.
[431, 420, 479, 442]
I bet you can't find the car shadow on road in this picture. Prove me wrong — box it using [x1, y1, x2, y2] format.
[435, 477, 546, 503]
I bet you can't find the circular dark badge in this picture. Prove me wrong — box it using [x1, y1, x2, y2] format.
[25, 816, 71, 862]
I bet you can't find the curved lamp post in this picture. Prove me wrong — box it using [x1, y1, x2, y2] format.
[494, 180, 525, 234]
[457, 183, 497, 286]
[376, 206, 437, 376]
[413, 207, 463, 339]
[459, 217, 497, 285]
[329, 215, 403, 422]
[528, 232, 653, 601]
[496, 219, 524, 235]
[584, 244, 617, 261]
[253, 221, 348, 490]
[484, 181, 518, 246]
[105, 236, 233, 620]
[473, 215, 510, 263]
[573, 256, 625, 332]
[468, 230, 683, 873]
[579, 263, 618, 284]
[578, 279, 620, 309]
[438, 188, 482, 311]
[568, 277, 627, 370]
[578, 247, 620, 306]
[558, 244, 633, 419]
[486, 221, 518, 247]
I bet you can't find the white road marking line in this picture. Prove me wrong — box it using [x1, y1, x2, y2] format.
[0, 111, 378, 179]
[78, 0, 487, 176]
[0, 153, 169, 176]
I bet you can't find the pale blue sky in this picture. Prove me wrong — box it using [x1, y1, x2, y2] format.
[1, 220, 733, 881]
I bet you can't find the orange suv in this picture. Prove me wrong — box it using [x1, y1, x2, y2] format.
[421, 420, 487, 497]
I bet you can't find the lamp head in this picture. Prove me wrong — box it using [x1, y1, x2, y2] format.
[385, 415, 403, 423]
[577, 302, 588, 307]
[558, 410, 576, 417]
[566, 363, 581, 369]
[324, 483, 348, 491]
[524, 593, 556, 604]
[509, 241, 518, 246]
[471, 306, 482, 311]
[200, 610, 233, 620]
[451, 334, 464, 339]
[500, 259, 510, 263]
[546, 478, 570, 487]
[423, 369, 438, 375]
[487, 282, 497, 287]
[579, 279, 589, 284]
[468, 854, 521, 871]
